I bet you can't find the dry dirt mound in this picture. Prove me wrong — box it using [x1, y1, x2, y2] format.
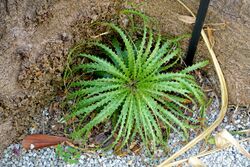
[140, 0, 250, 105]
[0, 0, 121, 152]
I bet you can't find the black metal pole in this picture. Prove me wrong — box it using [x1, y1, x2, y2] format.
[185, 0, 210, 66]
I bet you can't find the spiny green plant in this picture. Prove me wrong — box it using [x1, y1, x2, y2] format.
[65, 9, 208, 153]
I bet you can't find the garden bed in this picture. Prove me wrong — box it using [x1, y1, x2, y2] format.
[0, 0, 249, 166]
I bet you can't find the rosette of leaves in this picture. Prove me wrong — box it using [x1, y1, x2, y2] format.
[65, 10, 208, 152]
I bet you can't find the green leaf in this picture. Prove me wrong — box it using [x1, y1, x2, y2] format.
[70, 78, 123, 87]
[90, 42, 129, 76]
[158, 105, 188, 138]
[136, 26, 148, 77]
[119, 94, 135, 149]
[77, 54, 128, 81]
[102, 23, 135, 77]
[66, 90, 126, 121]
[181, 60, 209, 74]
[111, 37, 123, 58]
[77, 92, 127, 140]
[121, 9, 151, 23]
[142, 28, 153, 63]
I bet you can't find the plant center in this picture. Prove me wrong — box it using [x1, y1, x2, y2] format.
[126, 80, 138, 92]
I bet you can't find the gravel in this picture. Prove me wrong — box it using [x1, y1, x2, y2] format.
[0, 145, 152, 167]
[200, 141, 250, 167]
[0, 99, 249, 167]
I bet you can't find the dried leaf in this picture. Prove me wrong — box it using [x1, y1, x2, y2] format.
[91, 31, 110, 39]
[215, 129, 250, 159]
[127, 160, 133, 165]
[49, 102, 60, 113]
[114, 141, 129, 157]
[178, 15, 195, 24]
[188, 157, 206, 167]
[130, 142, 141, 154]
[183, 99, 192, 104]
[214, 131, 230, 149]
[204, 22, 227, 30]
[129, 142, 137, 149]
[206, 27, 215, 48]
[94, 132, 108, 144]
[35, 71, 42, 77]
[22, 134, 68, 150]
[238, 129, 250, 136]
[66, 117, 77, 125]
[114, 144, 129, 157]
[115, 149, 129, 157]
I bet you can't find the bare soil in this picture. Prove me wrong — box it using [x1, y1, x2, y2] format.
[0, 0, 249, 153]
[0, 0, 122, 152]
[138, 0, 250, 105]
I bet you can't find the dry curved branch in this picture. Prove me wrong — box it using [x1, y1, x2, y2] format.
[158, 1, 229, 166]
[164, 138, 250, 166]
